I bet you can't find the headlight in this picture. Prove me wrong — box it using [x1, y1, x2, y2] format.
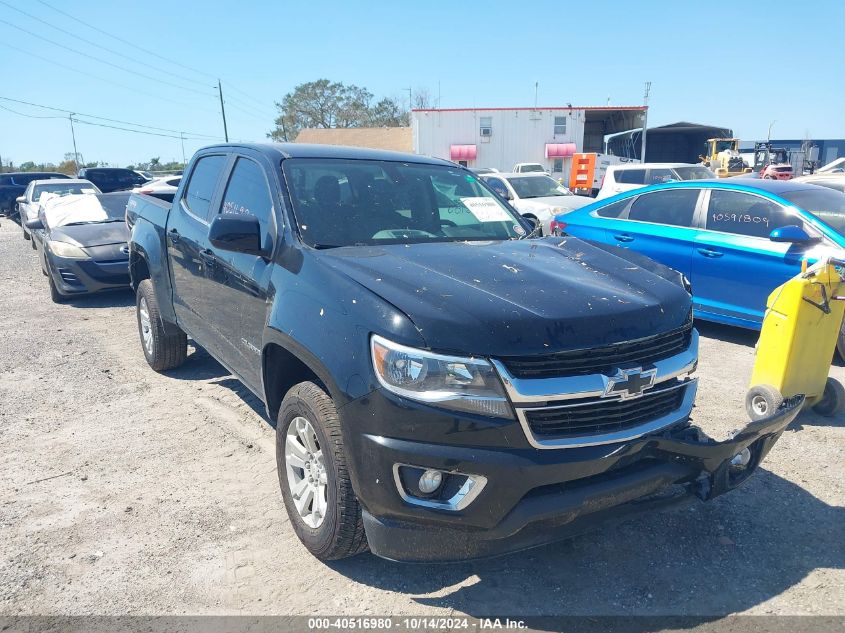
[370, 334, 513, 418]
[48, 240, 88, 259]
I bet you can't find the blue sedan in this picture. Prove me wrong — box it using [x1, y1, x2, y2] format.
[554, 179, 845, 350]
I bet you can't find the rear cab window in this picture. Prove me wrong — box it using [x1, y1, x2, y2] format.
[181, 155, 228, 222]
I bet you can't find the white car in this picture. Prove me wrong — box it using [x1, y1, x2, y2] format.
[597, 163, 715, 199]
[17, 179, 101, 242]
[133, 175, 182, 202]
[512, 162, 548, 175]
[481, 172, 592, 235]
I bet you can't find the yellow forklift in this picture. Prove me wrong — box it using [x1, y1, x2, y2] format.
[701, 138, 754, 178]
[746, 257, 845, 420]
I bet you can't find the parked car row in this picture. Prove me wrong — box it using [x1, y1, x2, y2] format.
[9, 142, 806, 565]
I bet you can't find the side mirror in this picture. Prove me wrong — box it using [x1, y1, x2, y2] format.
[769, 225, 817, 244]
[208, 214, 265, 255]
[15, 196, 25, 204]
[25, 218, 44, 230]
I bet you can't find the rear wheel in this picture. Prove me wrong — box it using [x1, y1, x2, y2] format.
[277, 381, 368, 560]
[812, 378, 845, 417]
[135, 279, 187, 371]
[745, 384, 783, 421]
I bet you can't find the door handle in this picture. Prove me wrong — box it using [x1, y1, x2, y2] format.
[613, 233, 634, 243]
[697, 247, 724, 258]
[168, 228, 181, 244]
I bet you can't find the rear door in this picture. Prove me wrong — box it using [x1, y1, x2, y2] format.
[690, 188, 812, 326]
[166, 153, 229, 341]
[203, 154, 278, 391]
[609, 167, 647, 197]
[605, 188, 702, 277]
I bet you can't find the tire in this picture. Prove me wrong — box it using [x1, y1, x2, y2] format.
[30, 236, 36, 250]
[22, 225, 30, 240]
[277, 381, 368, 561]
[47, 266, 66, 304]
[812, 377, 845, 417]
[745, 384, 784, 421]
[135, 278, 187, 371]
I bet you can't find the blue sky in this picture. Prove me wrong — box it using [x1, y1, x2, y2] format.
[1, 0, 841, 167]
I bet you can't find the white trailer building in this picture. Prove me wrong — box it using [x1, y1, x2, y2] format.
[411, 106, 646, 179]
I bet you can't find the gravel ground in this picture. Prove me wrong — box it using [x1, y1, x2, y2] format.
[0, 218, 842, 618]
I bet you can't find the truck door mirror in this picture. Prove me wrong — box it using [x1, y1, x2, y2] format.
[15, 196, 25, 204]
[769, 225, 818, 244]
[208, 214, 265, 255]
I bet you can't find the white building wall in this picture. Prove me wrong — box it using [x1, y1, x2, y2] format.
[412, 108, 587, 177]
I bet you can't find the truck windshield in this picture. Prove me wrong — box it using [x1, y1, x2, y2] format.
[282, 159, 526, 247]
[780, 188, 845, 236]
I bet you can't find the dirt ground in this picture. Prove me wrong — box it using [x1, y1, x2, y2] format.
[0, 218, 842, 618]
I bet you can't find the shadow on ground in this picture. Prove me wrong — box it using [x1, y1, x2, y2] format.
[64, 288, 135, 309]
[328, 470, 843, 626]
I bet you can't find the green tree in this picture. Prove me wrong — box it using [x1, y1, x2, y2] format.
[268, 79, 407, 141]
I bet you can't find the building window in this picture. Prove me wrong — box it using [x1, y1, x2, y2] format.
[458, 160, 468, 167]
[479, 116, 492, 137]
[553, 158, 563, 173]
[554, 116, 566, 135]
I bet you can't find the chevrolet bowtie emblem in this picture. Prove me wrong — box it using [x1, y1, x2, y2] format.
[602, 367, 657, 400]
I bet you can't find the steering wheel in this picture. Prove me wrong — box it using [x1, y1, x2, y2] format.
[439, 219, 457, 227]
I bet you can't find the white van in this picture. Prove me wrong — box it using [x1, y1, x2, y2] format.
[597, 163, 715, 199]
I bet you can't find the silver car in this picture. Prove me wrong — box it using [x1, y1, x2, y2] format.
[17, 179, 101, 242]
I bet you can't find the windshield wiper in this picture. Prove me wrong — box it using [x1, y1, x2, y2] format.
[312, 243, 343, 249]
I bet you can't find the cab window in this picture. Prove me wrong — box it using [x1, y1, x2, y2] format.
[628, 189, 699, 227]
[182, 155, 227, 222]
[706, 190, 795, 238]
[219, 157, 275, 250]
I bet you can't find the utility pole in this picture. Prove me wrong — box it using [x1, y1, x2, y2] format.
[767, 120, 776, 143]
[407, 87, 412, 110]
[217, 80, 229, 142]
[179, 132, 186, 164]
[68, 114, 80, 173]
[534, 82, 539, 109]
[640, 81, 651, 162]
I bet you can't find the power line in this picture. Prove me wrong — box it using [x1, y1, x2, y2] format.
[32, 0, 278, 118]
[0, 0, 212, 90]
[0, 18, 217, 98]
[71, 117, 220, 141]
[0, 102, 64, 119]
[0, 95, 222, 138]
[0, 41, 220, 115]
[35, 0, 219, 81]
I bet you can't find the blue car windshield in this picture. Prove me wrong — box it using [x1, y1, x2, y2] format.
[780, 188, 845, 236]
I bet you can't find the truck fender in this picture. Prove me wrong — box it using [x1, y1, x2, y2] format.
[129, 223, 179, 330]
[261, 326, 352, 424]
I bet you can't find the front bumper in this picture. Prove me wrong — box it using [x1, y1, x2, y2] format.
[343, 390, 803, 562]
[46, 252, 130, 296]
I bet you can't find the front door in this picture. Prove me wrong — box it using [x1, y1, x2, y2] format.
[203, 155, 277, 391]
[690, 188, 812, 326]
[167, 154, 228, 340]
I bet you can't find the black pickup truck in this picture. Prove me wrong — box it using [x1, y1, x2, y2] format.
[128, 143, 802, 562]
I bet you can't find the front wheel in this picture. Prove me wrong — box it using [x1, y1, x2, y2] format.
[135, 279, 187, 371]
[47, 268, 65, 304]
[277, 381, 368, 560]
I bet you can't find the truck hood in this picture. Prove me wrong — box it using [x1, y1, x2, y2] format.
[319, 238, 691, 357]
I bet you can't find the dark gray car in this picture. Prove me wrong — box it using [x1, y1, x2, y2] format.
[28, 192, 131, 302]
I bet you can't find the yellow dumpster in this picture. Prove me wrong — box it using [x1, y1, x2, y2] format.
[746, 258, 845, 420]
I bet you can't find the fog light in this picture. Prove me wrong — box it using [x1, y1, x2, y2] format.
[730, 448, 751, 469]
[418, 469, 443, 494]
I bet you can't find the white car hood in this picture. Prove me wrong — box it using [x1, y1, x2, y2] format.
[514, 195, 592, 217]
